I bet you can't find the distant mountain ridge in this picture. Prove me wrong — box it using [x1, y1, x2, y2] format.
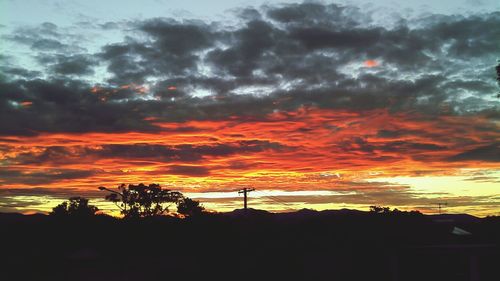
[0, 209, 487, 220]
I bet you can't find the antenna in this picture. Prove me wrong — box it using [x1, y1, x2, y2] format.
[435, 202, 448, 214]
[238, 188, 255, 211]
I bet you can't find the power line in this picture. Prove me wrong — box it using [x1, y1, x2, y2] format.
[255, 190, 295, 208]
[435, 202, 448, 214]
[238, 188, 255, 211]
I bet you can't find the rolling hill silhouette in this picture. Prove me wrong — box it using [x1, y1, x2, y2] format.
[0, 209, 498, 281]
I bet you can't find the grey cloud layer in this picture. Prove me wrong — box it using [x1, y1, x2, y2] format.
[0, 3, 499, 160]
[7, 141, 289, 165]
[0, 168, 97, 185]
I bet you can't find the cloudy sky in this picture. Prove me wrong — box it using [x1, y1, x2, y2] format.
[0, 0, 499, 216]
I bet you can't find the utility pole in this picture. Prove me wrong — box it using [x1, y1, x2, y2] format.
[238, 188, 255, 211]
[436, 202, 447, 214]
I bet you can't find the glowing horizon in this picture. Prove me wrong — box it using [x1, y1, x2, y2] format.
[2, 106, 498, 216]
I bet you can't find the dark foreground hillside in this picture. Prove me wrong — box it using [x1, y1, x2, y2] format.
[1, 209, 499, 281]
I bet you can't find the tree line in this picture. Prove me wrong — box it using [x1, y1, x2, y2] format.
[51, 183, 205, 218]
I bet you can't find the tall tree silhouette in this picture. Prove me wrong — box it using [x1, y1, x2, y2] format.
[99, 183, 183, 218]
[177, 197, 205, 217]
[51, 197, 99, 217]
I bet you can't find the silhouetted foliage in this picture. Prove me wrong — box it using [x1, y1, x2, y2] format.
[177, 197, 205, 217]
[369, 205, 391, 214]
[2, 209, 498, 281]
[99, 183, 183, 218]
[50, 196, 99, 217]
[369, 205, 422, 216]
[496, 61, 500, 84]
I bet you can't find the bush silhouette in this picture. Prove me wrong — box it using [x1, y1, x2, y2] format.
[99, 183, 183, 218]
[50, 197, 99, 217]
[177, 197, 205, 217]
[369, 205, 391, 214]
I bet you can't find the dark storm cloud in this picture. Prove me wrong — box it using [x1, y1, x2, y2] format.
[6, 22, 60, 45]
[425, 13, 500, 58]
[89, 142, 274, 162]
[0, 55, 41, 80]
[4, 22, 85, 53]
[0, 187, 98, 198]
[99, 41, 157, 85]
[51, 55, 96, 75]
[37, 54, 97, 75]
[381, 141, 446, 152]
[376, 129, 426, 139]
[0, 66, 41, 80]
[264, 3, 435, 69]
[266, 4, 500, 70]
[206, 20, 277, 77]
[30, 38, 66, 51]
[0, 78, 158, 136]
[0, 168, 96, 185]
[335, 137, 446, 162]
[7, 141, 290, 165]
[164, 165, 210, 177]
[448, 143, 500, 162]
[288, 26, 382, 50]
[1, 3, 499, 136]
[266, 3, 367, 27]
[140, 19, 214, 56]
[99, 19, 215, 85]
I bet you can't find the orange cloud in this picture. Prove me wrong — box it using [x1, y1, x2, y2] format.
[20, 101, 33, 107]
[364, 59, 379, 68]
[90, 86, 102, 94]
[1, 107, 498, 215]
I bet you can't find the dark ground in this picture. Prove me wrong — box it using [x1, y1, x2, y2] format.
[1, 209, 499, 281]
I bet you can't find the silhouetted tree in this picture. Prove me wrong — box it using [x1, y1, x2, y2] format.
[496, 60, 500, 84]
[369, 205, 423, 216]
[177, 197, 205, 217]
[369, 205, 391, 214]
[50, 197, 99, 217]
[496, 60, 500, 98]
[99, 183, 183, 218]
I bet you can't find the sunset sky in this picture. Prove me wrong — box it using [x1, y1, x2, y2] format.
[1, 0, 499, 216]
